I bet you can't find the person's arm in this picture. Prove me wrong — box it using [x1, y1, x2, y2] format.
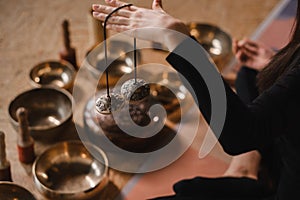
[92, 0, 191, 51]
[167, 38, 300, 155]
[92, 0, 300, 155]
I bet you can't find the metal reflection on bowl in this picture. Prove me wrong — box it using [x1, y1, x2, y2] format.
[32, 141, 108, 200]
[187, 22, 233, 71]
[8, 87, 73, 141]
[84, 40, 141, 89]
[151, 71, 193, 123]
[29, 60, 76, 90]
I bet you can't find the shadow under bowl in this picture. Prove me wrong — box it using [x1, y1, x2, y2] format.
[32, 141, 108, 200]
[29, 60, 76, 91]
[8, 87, 73, 141]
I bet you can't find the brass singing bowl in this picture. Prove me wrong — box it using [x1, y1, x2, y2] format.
[8, 87, 73, 141]
[0, 182, 37, 200]
[187, 22, 233, 71]
[84, 40, 141, 88]
[29, 60, 76, 91]
[32, 141, 108, 200]
[151, 71, 193, 123]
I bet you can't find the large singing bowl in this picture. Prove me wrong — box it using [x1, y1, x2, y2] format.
[187, 22, 233, 71]
[8, 87, 73, 141]
[32, 141, 108, 200]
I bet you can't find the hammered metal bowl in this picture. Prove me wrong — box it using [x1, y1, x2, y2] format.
[8, 87, 73, 141]
[0, 182, 36, 200]
[187, 22, 233, 71]
[32, 141, 108, 200]
[29, 60, 76, 91]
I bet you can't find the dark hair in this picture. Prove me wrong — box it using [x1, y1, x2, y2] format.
[257, 0, 300, 93]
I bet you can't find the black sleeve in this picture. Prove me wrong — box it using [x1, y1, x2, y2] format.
[166, 38, 300, 155]
[235, 66, 259, 104]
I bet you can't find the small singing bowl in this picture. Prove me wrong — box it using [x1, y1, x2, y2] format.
[187, 22, 233, 71]
[8, 87, 73, 141]
[32, 141, 108, 200]
[0, 181, 37, 200]
[29, 60, 76, 91]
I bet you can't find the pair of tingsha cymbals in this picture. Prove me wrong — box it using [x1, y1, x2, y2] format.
[94, 4, 150, 115]
[95, 78, 150, 115]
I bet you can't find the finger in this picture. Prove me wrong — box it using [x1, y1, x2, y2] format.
[92, 4, 131, 17]
[152, 0, 164, 11]
[241, 38, 261, 48]
[106, 23, 131, 33]
[240, 48, 257, 58]
[105, 0, 126, 7]
[237, 39, 247, 47]
[243, 44, 259, 55]
[105, 0, 138, 11]
[93, 12, 130, 25]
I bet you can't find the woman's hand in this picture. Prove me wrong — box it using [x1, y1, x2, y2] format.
[233, 38, 275, 71]
[92, 0, 190, 50]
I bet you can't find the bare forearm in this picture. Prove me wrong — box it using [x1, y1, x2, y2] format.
[92, 0, 190, 51]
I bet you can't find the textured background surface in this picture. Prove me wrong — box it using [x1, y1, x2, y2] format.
[0, 0, 280, 199]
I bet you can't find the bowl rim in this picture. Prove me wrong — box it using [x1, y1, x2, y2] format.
[0, 181, 37, 199]
[8, 86, 74, 131]
[32, 140, 109, 197]
[186, 22, 232, 40]
[84, 39, 141, 77]
[29, 59, 76, 90]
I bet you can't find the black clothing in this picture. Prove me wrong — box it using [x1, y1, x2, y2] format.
[173, 177, 268, 198]
[163, 38, 300, 199]
[235, 67, 259, 104]
[150, 177, 267, 200]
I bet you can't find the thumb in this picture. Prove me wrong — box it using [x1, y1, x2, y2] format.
[152, 0, 164, 11]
